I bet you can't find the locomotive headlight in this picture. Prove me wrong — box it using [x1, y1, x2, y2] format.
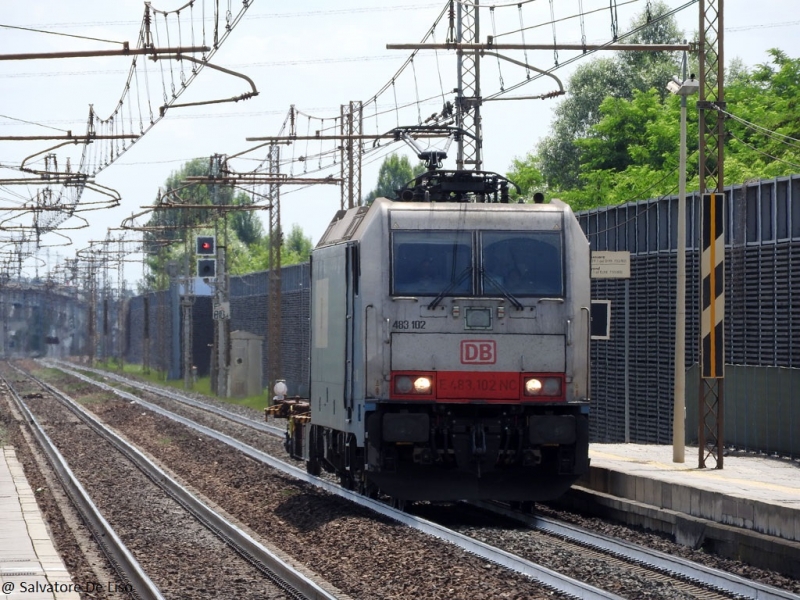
[523, 376, 563, 397]
[393, 374, 434, 396]
[395, 376, 413, 394]
[542, 377, 562, 396]
[524, 378, 543, 395]
[413, 377, 432, 393]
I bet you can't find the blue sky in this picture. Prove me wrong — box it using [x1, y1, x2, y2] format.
[1, 1, 798, 285]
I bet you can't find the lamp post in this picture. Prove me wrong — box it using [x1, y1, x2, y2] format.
[667, 54, 699, 463]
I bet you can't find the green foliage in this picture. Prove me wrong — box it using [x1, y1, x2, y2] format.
[547, 48, 800, 210]
[724, 49, 800, 179]
[505, 154, 545, 201]
[516, 1, 800, 211]
[231, 223, 313, 274]
[535, 2, 683, 192]
[284, 224, 313, 262]
[363, 154, 427, 203]
[142, 159, 316, 289]
[230, 193, 265, 246]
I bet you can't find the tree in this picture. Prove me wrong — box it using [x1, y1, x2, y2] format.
[229, 196, 264, 246]
[143, 158, 215, 249]
[615, 1, 683, 95]
[553, 48, 800, 210]
[537, 58, 627, 189]
[284, 224, 313, 261]
[505, 153, 545, 201]
[143, 158, 265, 288]
[363, 154, 426, 204]
[230, 223, 313, 273]
[534, 2, 683, 191]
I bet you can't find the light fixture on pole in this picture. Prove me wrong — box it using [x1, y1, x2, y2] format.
[667, 55, 699, 464]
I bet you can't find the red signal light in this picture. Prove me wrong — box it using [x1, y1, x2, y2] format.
[196, 236, 216, 255]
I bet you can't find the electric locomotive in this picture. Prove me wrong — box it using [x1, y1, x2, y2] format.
[284, 152, 591, 503]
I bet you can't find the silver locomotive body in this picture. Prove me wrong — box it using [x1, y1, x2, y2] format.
[288, 195, 591, 501]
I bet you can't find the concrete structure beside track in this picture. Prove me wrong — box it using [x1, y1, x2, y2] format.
[560, 443, 800, 578]
[0, 447, 79, 600]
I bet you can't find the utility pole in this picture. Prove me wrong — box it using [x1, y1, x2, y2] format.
[117, 241, 126, 372]
[340, 102, 363, 209]
[210, 154, 231, 398]
[697, 0, 725, 469]
[182, 233, 194, 390]
[102, 245, 110, 363]
[143, 294, 150, 375]
[666, 51, 699, 464]
[267, 145, 282, 399]
[214, 236, 230, 397]
[87, 257, 97, 366]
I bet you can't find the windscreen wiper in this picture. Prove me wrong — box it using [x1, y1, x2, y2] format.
[427, 266, 473, 310]
[481, 269, 523, 310]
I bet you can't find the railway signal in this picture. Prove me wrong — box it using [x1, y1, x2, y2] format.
[196, 235, 216, 277]
[197, 258, 216, 279]
[196, 235, 215, 255]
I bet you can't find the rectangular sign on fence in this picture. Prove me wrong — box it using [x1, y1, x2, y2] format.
[591, 251, 631, 279]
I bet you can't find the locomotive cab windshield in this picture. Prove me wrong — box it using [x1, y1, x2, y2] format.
[392, 229, 564, 298]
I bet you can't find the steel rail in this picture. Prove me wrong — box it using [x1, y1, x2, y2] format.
[473, 501, 800, 600]
[47, 362, 620, 600]
[16, 365, 338, 600]
[44, 360, 285, 438]
[0, 373, 165, 600]
[49, 362, 800, 599]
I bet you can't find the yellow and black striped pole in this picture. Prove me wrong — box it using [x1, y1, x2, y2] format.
[701, 193, 724, 380]
[699, 192, 725, 469]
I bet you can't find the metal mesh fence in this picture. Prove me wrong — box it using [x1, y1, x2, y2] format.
[126, 290, 173, 373]
[125, 265, 311, 395]
[579, 175, 800, 457]
[228, 263, 310, 397]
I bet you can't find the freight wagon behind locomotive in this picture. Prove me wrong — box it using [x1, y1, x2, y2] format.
[283, 166, 591, 503]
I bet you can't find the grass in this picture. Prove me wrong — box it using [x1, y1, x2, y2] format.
[91, 361, 271, 411]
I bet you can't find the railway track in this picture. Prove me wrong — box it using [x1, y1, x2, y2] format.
[2, 363, 341, 600]
[456, 502, 800, 600]
[2, 373, 163, 600]
[37, 360, 800, 600]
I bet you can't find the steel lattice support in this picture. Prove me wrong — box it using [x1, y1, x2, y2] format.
[210, 154, 230, 397]
[101, 250, 110, 362]
[142, 294, 150, 374]
[87, 259, 97, 366]
[340, 101, 363, 209]
[697, 0, 725, 468]
[267, 145, 282, 398]
[117, 243, 126, 372]
[456, 0, 482, 170]
[182, 233, 194, 389]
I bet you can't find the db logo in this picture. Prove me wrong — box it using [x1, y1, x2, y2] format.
[460, 340, 496, 364]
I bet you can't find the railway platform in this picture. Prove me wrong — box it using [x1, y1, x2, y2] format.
[560, 443, 800, 577]
[0, 447, 79, 600]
